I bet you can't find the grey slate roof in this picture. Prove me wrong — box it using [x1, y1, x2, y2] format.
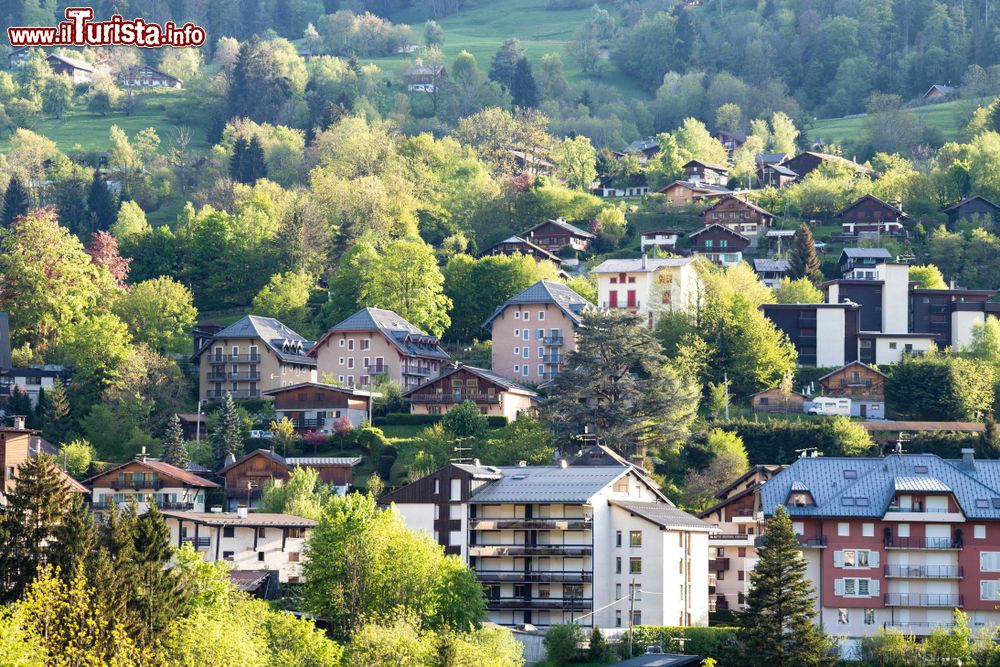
[320, 307, 449, 361]
[757, 152, 790, 165]
[840, 248, 892, 260]
[765, 163, 797, 177]
[483, 280, 593, 328]
[470, 466, 631, 503]
[206, 315, 315, 364]
[760, 453, 1000, 519]
[753, 258, 790, 273]
[624, 138, 659, 153]
[524, 218, 596, 239]
[610, 500, 719, 532]
[591, 257, 693, 274]
[941, 195, 1000, 213]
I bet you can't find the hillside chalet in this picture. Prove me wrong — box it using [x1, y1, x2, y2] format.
[836, 194, 907, 236]
[699, 195, 775, 236]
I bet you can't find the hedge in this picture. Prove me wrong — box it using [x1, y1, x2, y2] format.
[374, 413, 443, 426]
[628, 626, 738, 661]
[486, 416, 508, 429]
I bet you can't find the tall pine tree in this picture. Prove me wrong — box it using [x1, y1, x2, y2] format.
[2, 175, 31, 227]
[245, 135, 268, 183]
[488, 38, 525, 88]
[738, 505, 835, 665]
[213, 392, 245, 465]
[133, 504, 186, 648]
[511, 57, 538, 107]
[788, 223, 822, 284]
[162, 413, 189, 468]
[87, 171, 118, 232]
[230, 136, 248, 182]
[0, 454, 71, 602]
[7, 387, 33, 423]
[31, 385, 46, 429]
[50, 494, 98, 580]
[42, 379, 72, 445]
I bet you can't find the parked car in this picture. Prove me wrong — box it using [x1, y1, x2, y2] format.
[807, 397, 852, 416]
[250, 430, 275, 439]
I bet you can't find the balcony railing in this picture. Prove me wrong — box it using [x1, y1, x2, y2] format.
[710, 533, 754, 542]
[112, 479, 163, 490]
[288, 418, 324, 429]
[709, 558, 730, 572]
[366, 364, 388, 375]
[542, 335, 564, 346]
[409, 393, 500, 404]
[840, 379, 874, 388]
[884, 536, 961, 550]
[206, 390, 261, 399]
[486, 597, 592, 611]
[476, 570, 593, 583]
[885, 506, 953, 514]
[885, 593, 962, 607]
[468, 544, 593, 557]
[181, 537, 211, 549]
[402, 365, 433, 377]
[884, 565, 962, 579]
[469, 518, 592, 530]
[207, 372, 261, 382]
[540, 354, 561, 364]
[209, 354, 261, 364]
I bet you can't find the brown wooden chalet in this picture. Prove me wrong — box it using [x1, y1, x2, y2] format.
[756, 162, 797, 189]
[836, 194, 907, 235]
[45, 53, 95, 84]
[262, 382, 378, 430]
[688, 223, 750, 267]
[750, 386, 806, 414]
[699, 195, 775, 236]
[486, 235, 563, 268]
[1, 416, 87, 498]
[219, 449, 361, 509]
[819, 361, 885, 401]
[523, 218, 595, 253]
[119, 64, 183, 89]
[782, 152, 872, 180]
[942, 195, 1000, 228]
[683, 160, 730, 186]
[403, 364, 539, 421]
[84, 452, 219, 512]
[657, 180, 732, 206]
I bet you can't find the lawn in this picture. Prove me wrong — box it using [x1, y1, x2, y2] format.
[371, 0, 649, 100]
[809, 97, 987, 147]
[0, 89, 212, 154]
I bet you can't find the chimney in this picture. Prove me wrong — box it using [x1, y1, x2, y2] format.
[518, 460, 527, 467]
[236, 506, 249, 519]
[962, 448, 976, 470]
[12, 415, 25, 430]
[473, 458, 481, 468]
[137, 446, 147, 462]
[642, 254, 648, 270]
[559, 459, 568, 469]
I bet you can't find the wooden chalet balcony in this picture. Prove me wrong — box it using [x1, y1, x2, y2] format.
[469, 518, 592, 531]
[409, 392, 500, 404]
[884, 565, 962, 579]
[111, 479, 163, 491]
[206, 390, 261, 399]
[476, 570, 593, 583]
[468, 544, 593, 557]
[486, 597, 592, 611]
[181, 537, 211, 549]
[839, 378, 874, 388]
[885, 593, 962, 607]
[884, 536, 961, 550]
[209, 354, 261, 364]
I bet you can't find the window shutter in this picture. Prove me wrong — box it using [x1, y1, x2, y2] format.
[870, 550, 880, 567]
[834, 579, 845, 596]
[870, 579, 880, 597]
[833, 550, 844, 567]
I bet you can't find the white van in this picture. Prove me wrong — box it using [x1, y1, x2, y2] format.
[807, 396, 852, 416]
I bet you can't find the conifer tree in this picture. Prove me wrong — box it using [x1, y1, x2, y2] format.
[2, 175, 31, 227]
[31, 385, 46, 429]
[230, 136, 248, 182]
[213, 392, 245, 465]
[7, 387, 33, 424]
[87, 171, 118, 232]
[42, 379, 71, 445]
[162, 413, 189, 468]
[788, 223, 822, 284]
[738, 505, 835, 665]
[0, 455, 71, 602]
[88, 502, 142, 646]
[51, 494, 98, 579]
[245, 135, 268, 183]
[133, 504, 185, 647]
[511, 57, 538, 107]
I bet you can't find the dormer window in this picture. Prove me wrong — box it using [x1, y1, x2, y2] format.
[844, 469, 858, 479]
[789, 492, 814, 507]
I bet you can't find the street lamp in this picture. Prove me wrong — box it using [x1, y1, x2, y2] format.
[247, 481, 257, 509]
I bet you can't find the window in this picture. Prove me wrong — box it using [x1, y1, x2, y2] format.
[514, 329, 520, 338]
[450, 478, 461, 501]
[223, 526, 235, 538]
[538, 347, 544, 358]
[257, 528, 266, 538]
[257, 552, 265, 561]
[889, 342, 897, 350]
[838, 522, 850, 537]
[630, 531, 642, 547]
[616, 610, 622, 627]
[632, 611, 642, 626]
[836, 577, 878, 598]
[738, 570, 744, 581]
[514, 311, 520, 320]
[538, 311, 545, 321]
[522, 330, 529, 342]
[980, 552, 1000, 572]
[616, 530, 622, 548]
[982, 581, 1000, 601]
[976, 525, 986, 539]
[347, 358, 354, 369]
[288, 528, 302, 539]
[537, 365, 544, 375]
[522, 366, 529, 377]
[514, 347, 520, 355]
[865, 609, 875, 625]
[616, 557, 622, 574]
[339, 357, 345, 366]
[738, 547, 746, 558]
[523, 312, 530, 322]
[863, 523, 874, 537]
[361, 339, 370, 350]
[838, 609, 849, 624]
[629, 558, 642, 574]
[348, 339, 354, 351]
[513, 365, 520, 373]
[288, 552, 300, 562]
[223, 551, 234, 561]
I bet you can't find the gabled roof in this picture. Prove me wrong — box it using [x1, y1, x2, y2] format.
[591, 257, 693, 274]
[836, 193, 907, 219]
[763, 163, 797, 177]
[924, 84, 956, 97]
[610, 500, 718, 532]
[688, 223, 750, 242]
[488, 235, 562, 263]
[483, 280, 592, 329]
[749, 385, 805, 398]
[85, 457, 219, 488]
[401, 364, 538, 398]
[523, 218, 596, 239]
[624, 138, 659, 154]
[840, 247, 892, 260]
[789, 151, 873, 174]
[712, 130, 746, 143]
[469, 465, 638, 503]
[218, 447, 361, 474]
[684, 159, 730, 173]
[199, 315, 315, 364]
[942, 195, 1000, 213]
[817, 360, 887, 383]
[219, 448, 287, 474]
[656, 180, 733, 197]
[757, 152, 790, 165]
[262, 382, 380, 398]
[753, 258, 790, 273]
[640, 229, 685, 237]
[47, 53, 95, 72]
[700, 194, 775, 219]
[124, 64, 183, 83]
[313, 308, 449, 361]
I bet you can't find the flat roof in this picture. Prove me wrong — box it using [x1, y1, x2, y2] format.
[159, 511, 318, 527]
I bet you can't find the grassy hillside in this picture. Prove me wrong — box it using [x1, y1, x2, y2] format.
[372, 0, 648, 98]
[809, 97, 984, 147]
[0, 90, 211, 154]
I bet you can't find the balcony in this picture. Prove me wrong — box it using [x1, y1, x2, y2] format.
[469, 518, 592, 530]
[542, 335, 564, 346]
[540, 354, 561, 364]
[884, 565, 962, 579]
[709, 558, 730, 572]
[156, 500, 195, 511]
[402, 365, 433, 377]
[468, 544, 593, 557]
[486, 597, 592, 611]
[884, 537, 961, 550]
[90, 501, 113, 510]
[476, 570, 593, 583]
[206, 390, 261, 399]
[181, 537, 211, 549]
[208, 354, 261, 364]
[112, 479, 163, 491]
[366, 364, 388, 375]
[884, 593, 962, 607]
[710, 533, 755, 544]
[409, 392, 500, 404]
[288, 418, 324, 429]
[840, 379, 874, 388]
[207, 372, 261, 382]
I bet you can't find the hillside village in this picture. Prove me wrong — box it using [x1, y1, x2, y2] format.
[3, 0, 1000, 665]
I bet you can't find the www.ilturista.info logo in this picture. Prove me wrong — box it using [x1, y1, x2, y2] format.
[8, 7, 206, 48]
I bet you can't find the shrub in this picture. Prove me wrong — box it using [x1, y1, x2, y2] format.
[543, 624, 585, 665]
[486, 416, 509, 429]
[628, 626, 738, 661]
[374, 413, 444, 426]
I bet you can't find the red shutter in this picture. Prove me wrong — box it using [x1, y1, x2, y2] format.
[609, 291, 618, 308]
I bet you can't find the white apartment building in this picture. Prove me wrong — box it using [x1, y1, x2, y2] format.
[161, 510, 317, 583]
[381, 459, 717, 629]
[591, 256, 702, 328]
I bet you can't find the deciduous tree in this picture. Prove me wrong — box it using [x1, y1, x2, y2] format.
[114, 276, 197, 354]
